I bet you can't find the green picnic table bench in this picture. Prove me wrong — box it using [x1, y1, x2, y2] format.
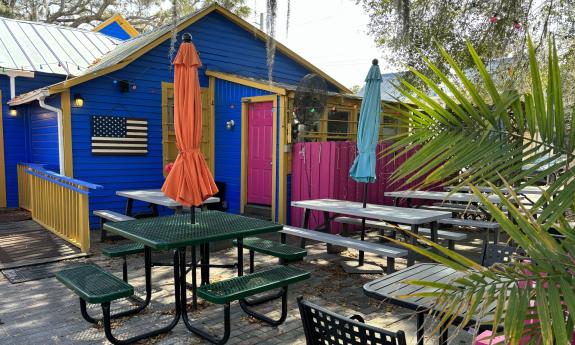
[191, 265, 310, 344]
[55, 264, 158, 344]
[232, 237, 307, 273]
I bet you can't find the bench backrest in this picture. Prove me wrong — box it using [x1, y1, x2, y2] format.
[298, 297, 407, 345]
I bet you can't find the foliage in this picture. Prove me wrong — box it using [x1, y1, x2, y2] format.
[384, 36, 575, 343]
[0, 0, 251, 31]
[356, 0, 575, 94]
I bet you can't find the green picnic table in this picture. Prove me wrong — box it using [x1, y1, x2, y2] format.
[103, 211, 283, 342]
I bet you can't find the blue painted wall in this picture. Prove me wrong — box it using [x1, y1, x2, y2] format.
[1, 73, 64, 207]
[4, 9, 343, 223]
[27, 98, 61, 171]
[97, 21, 132, 40]
[189, 12, 341, 92]
[213, 79, 270, 215]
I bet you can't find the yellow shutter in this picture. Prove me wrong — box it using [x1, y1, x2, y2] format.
[162, 83, 213, 174]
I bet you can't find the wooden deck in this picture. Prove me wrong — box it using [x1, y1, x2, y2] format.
[0, 219, 84, 270]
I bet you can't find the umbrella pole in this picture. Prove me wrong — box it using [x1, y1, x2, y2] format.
[358, 183, 368, 266]
[190, 207, 196, 224]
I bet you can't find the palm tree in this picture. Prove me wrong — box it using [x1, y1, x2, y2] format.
[386, 36, 575, 344]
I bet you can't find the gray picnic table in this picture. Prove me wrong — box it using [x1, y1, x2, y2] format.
[385, 190, 503, 205]
[291, 199, 452, 265]
[364, 263, 495, 345]
[116, 189, 220, 217]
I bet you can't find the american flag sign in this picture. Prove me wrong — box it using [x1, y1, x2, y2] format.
[91, 116, 148, 155]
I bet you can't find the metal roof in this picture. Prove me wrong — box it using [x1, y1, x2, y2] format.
[206, 70, 360, 99]
[0, 16, 121, 75]
[357, 72, 406, 103]
[81, 8, 205, 76]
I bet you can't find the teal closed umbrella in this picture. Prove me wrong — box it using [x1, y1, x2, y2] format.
[349, 59, 382, 266]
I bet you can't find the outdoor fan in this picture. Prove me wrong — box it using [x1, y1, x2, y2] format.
[293, 74, 328, 138]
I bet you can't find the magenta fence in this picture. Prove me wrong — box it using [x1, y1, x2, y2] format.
[290, 141, 424, 233]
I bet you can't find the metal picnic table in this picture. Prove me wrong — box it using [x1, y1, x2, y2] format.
[116, 189, 220, 217]
[363, 263, 494, 345]
[102, 211, 283, 339]
[291, 199, 452, 264]
[385, 191, 502, 206]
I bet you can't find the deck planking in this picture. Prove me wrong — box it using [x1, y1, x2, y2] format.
[0, 220, 84, 269]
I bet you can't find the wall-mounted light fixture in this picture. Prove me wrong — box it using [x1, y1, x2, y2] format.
[226, 119, 235, 130]
[74, 94, 84, 108]
[8, 106, 17, 116]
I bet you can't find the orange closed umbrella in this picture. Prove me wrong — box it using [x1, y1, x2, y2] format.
[162, 33, 218, 220]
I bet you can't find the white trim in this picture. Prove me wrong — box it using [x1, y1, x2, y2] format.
[91, 143, 147, 147]
[91, 137, 147, 142]
[92, 149, 148, 153]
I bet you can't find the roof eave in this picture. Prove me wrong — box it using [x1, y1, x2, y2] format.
[8, 89, 50, 106]
[45, 4, 350, 95]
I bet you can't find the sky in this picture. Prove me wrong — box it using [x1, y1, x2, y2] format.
[250, 0, 389, 89]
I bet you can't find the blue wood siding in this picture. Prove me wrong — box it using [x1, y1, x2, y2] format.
[27, 99, 60, 171]
[69, 36, 186, 227]
[190, 12, 340, 92]
[97, 22, 132, 40]
[32, 10, 344, 225]
[1, 73, 64, 207]
[213, 79, 270, 214]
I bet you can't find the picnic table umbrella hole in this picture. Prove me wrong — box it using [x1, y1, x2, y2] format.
[349, 59, 382, 267]
[162, 33, 218, 223]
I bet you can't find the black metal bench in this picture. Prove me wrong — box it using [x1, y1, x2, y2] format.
[298, 296, 408, 345]
[185, 265, 310, 344]
[56, 264, 160, 345]
[232, 237, 307, 273]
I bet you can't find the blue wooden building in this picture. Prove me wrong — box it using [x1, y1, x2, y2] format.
[5, 4, 367, 229]
[0, 17, 124, 209]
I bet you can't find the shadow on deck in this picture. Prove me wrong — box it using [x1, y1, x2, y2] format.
[0, 209, 85, 270]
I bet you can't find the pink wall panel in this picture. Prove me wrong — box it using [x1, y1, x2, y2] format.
[290, 141, 428, 233]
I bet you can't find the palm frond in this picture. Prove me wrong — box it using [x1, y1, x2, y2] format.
[385, 35, 575, 342]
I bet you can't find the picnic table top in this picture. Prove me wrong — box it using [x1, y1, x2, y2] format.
[116, 189, 220, 207]
[291, 199, 452, 225]
[363, 263, 494, 324]
[384, 190, 502, 204]
[103, 211, 281, 250]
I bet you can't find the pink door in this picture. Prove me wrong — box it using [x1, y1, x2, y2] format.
[247, 101, 273, 205]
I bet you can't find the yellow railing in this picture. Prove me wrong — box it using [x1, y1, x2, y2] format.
[17, 163, 32, 211]
[17, 163, 102, 253]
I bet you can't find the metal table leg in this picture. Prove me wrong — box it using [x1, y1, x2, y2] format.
[99, 248, 181, 344]
[417, 311, 425, 345]
[125, 198, 134, 217]
[430, 221, 438, 244]
[407, 224, 419, 267]
[300, 208, 310, 248]
[237, 237, 244, 276]
[179, 248, 231, 344]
